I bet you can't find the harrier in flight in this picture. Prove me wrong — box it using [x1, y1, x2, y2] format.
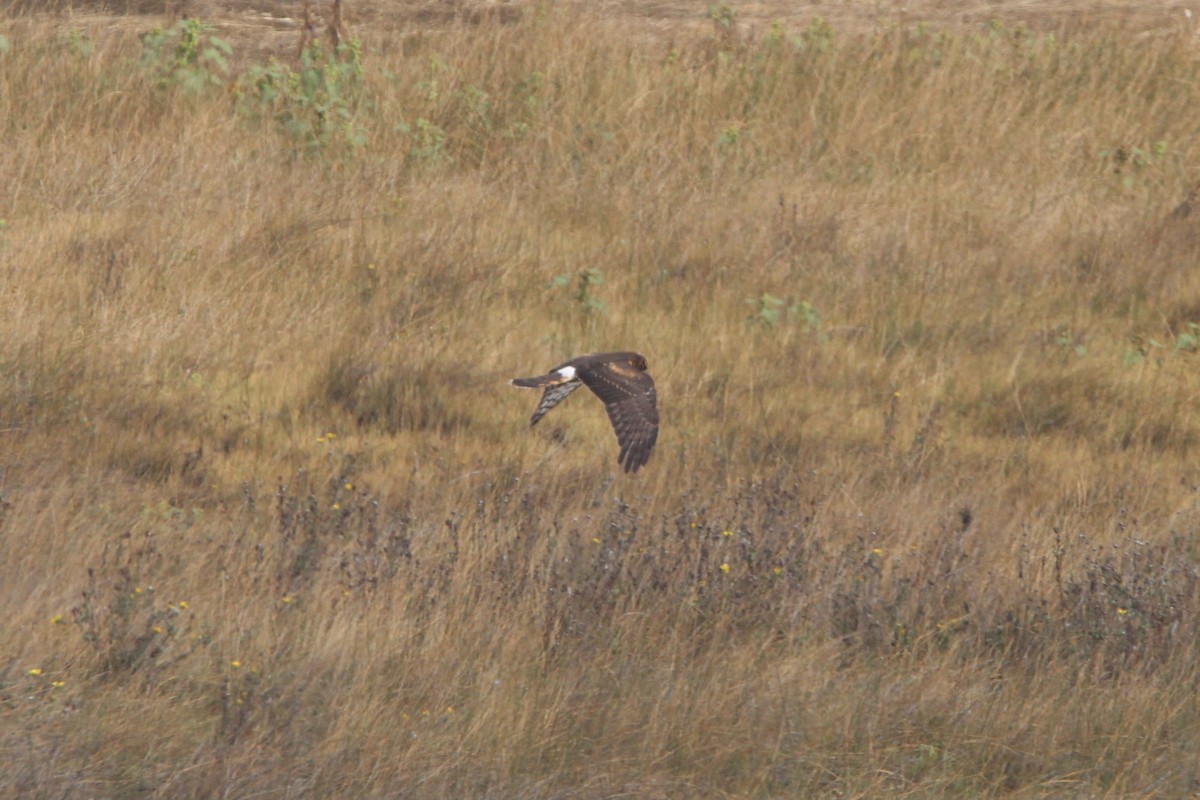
[511, 352, 659, 473]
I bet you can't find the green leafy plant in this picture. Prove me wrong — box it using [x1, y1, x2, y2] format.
[709, 3, 737, 32]
[66, 29, 92, 58]
[139, 18, 231, 92]
[746, 293, 785, 328]
[1175, 322, 1200, 353]
[1053, 328, 1088, 357]
[415, 54, 450, 104]
[796, 16, 835, 53]
[1099, 140, 1171, 190]
[1121, 323, 1199, 367]
[396, 117, 449, 167]
[240, 39, 366, 153]
[745, 294, 821, 333]
[716, 120, 749, 151]
[1121, 335, 1165, 368]
[792, 299, 822, 330]
[552, 268, 606, 315]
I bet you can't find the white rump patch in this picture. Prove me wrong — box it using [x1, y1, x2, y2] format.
[556, 366, 577, 380]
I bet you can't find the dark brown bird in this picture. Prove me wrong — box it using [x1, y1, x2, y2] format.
[511, 352, 659, 473]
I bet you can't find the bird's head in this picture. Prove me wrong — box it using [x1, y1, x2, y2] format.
[631, 354, 648, 371]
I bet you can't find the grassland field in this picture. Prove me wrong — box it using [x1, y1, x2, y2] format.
[3, 0, 1200, 797]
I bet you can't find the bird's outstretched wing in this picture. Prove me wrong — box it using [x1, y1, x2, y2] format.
[576, 359, 659, 474]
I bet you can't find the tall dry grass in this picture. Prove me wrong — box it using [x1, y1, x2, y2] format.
[2, 3, 1200, 797]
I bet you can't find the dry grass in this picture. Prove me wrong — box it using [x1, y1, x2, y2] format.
[3, 1, 1200, 797]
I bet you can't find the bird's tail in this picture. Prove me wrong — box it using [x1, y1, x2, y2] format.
[511, 373, 560, 389]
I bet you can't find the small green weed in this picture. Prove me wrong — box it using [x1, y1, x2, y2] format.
[716, 120, 749, 151]
[66, 29, 92, 58]
[709, 3, 736, 31]
[396, 117, 449, 167]
[139, 18, 230, 92]
[1174, 322, 1200, 353]
[240, 40, 367, 153]
[1099, 140, 1172, 190]
[745, 293, 821, 333]
[796, 17, 835, 53]
[1053, 328, 1088, 357]
[1122, 323, 1200, 366]
[552, 267, 607, 315]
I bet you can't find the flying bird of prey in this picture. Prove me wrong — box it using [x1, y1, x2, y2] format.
[511, 352, 659, 473]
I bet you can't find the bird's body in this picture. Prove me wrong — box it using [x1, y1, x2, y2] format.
[511, 351, 659, 473]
